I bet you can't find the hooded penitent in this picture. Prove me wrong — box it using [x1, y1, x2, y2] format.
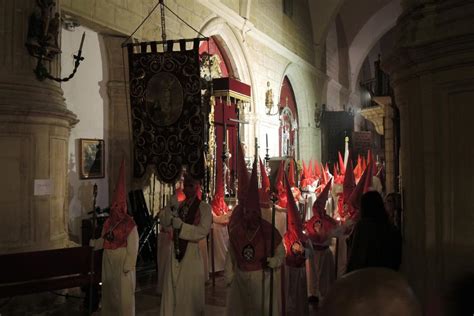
[236, 142, 249, 204]
[340, 156, 356, 219]
[348, 159, 373, 217]
[283, 174, 307, 267]
[229, 142, 249, 228]
[228, 159, 282, 271]
[305, 178, 337, 245]
[102, 160, 136, 250]
[338, 151, 346, 175]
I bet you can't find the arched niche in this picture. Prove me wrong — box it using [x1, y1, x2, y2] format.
[278, 77, 299, 159]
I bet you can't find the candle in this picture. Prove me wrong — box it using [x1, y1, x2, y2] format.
[266, 133, 268, 148]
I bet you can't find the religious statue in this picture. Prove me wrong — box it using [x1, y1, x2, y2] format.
[26, 0, 61, 60]
[314, 102, 324, 128]
[200, 52, 223, 81]
[265, 81, 274, 112]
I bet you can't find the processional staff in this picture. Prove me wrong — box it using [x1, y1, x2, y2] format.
[269, 192, 278, 316]
[88, 183, 98, 315]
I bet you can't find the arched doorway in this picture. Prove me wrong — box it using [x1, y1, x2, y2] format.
[279, 77, 298, 158]
[199, 37, 247, 197]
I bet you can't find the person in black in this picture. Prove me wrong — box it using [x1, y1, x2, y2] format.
[347, 191, 402, 273]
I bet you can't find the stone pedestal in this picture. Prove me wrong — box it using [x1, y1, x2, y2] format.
[385, 0, 474, 311]
[0, 1, 77, 254]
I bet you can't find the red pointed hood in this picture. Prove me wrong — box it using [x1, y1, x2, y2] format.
[300, 159, 313, 188]
[313, 178, 333, 216]
[308, 159, 314, 180]
[343, 157, 356, 203]
[243, 159, 262, 229]
[348, 161, 372, 215]
[110, 159, 127, 221]
[338, 151, 346, 175]
[275, 160, 287, 208]
[237, 142, 249, 204]
[314, 160, 321, 178]
[301, 160, 308, 181]
[275, 160, 285, 192]
[103, 159, 136, 250]
[363, 159, 374, 193]
[259, 158, 271, 208]
[361, 156, 367, 175]
[284, 174, 307, 267]
[321, 163, 328, 185]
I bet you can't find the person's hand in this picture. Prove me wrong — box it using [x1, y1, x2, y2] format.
[172, 217, 183, 229]
[266, 256, 281, 268]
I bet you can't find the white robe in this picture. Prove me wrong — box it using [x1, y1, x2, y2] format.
[284, 265, 309, 315]
[225, 242, 285, 316]
[159, 201, 212, 316]
[301, 191, 316, 221]
[157, 226, 172, 295]
[100, 226, 139, 316]
[306, 224, 349, 299]
[209, 213, 230, 273]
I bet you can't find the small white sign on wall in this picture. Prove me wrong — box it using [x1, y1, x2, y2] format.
[34, 179, 53, 196]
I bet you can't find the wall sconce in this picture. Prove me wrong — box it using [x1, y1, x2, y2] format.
[26, 0, 85, 81]
[265, 81, 280, 116]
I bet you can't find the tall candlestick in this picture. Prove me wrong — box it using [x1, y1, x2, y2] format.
[266, 133, 268, 148]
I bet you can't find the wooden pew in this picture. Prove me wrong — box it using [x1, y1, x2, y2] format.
[0, 246, 102, 299]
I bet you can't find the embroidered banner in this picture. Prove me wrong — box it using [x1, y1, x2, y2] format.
[127, 39, 205, 183]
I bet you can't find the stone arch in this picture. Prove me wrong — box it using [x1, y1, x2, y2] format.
[279, 62, 312, 159]
[199, 16, 255, 148]
[348, 0, 401, 91]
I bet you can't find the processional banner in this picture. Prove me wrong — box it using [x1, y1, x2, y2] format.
[127, 39, 205, 183]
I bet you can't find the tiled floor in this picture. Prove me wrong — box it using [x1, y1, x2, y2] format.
[0, 269, 319, 315]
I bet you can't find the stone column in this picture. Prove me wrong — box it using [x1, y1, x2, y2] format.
[0, 0, 77, 253]
[383, 103, 396, 194]
[101, 35, 133, 193]
[385, 0, 474, 312]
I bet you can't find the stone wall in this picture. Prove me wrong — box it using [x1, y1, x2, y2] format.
[60, 0, 322, 163]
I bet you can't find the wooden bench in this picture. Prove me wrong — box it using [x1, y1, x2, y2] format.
[0, 246, 102, 298]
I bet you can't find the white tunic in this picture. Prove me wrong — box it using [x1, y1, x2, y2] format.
[100, 226, 139, 316]
[224, 242, 285, 316]
[157, 226, 172, 295]
[209, 213, 230, 273]
[159, 201, 212, 316]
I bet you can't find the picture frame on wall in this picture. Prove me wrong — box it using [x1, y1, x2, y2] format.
[79, 138, 105, 179]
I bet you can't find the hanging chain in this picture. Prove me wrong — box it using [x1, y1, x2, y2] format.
[160, 0, 167, 43]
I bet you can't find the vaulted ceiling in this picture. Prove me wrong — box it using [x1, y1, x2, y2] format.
[308, 0, 402, 88]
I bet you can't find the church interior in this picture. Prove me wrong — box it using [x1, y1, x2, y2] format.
[1, 0, 474, 315]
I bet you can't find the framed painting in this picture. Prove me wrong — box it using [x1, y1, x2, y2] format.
[79, 138, 105, 179]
